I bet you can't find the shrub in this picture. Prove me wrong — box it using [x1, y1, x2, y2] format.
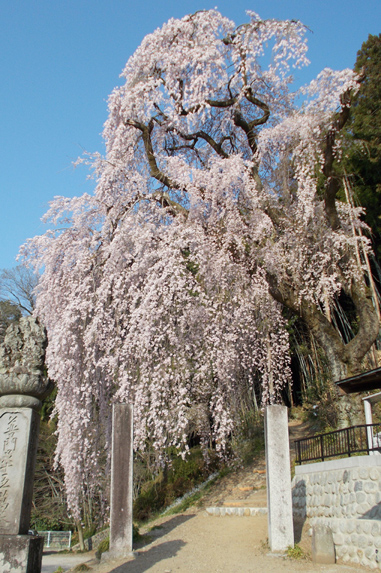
[231, 409, 265, 466]
[286, 544, 307, 560]
[133, 446, 209, 521]
[95, 537, 109, 560]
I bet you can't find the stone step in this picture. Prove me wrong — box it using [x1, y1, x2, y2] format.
[224, 488, 267, 503]
[206, 506, 268, 516]
[222, 498, 267, 508]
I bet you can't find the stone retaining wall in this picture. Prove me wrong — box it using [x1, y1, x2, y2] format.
[292, 455, 381, 569]
[71, 527, 109, 551]
[312, 517, 381, 568]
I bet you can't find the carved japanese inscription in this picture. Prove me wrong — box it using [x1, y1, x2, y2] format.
[0, 410, 32, 535]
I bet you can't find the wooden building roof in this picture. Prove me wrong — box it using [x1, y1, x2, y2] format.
[336, 367, 381, 394]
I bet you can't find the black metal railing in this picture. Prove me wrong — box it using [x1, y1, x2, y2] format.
[294, 423, 381, 465]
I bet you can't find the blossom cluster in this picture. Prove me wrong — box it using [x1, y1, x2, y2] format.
[21, 9, 367, 517]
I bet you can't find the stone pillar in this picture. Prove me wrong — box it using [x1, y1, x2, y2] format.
[109, 403, 133, 557]
[0, 535, 43, 573]
[265, 404, 294, 552]
[0, 317, 52, 573]
[0, 409, 40, 535]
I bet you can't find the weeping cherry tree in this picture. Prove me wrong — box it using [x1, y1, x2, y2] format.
[22, 10, 379, 517]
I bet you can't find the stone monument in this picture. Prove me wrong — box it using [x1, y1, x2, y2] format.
[265, 404, 294, 552]
[311, 523, 335, 564]
[104, 403, 134, 560]
[0, 316, 53, 573]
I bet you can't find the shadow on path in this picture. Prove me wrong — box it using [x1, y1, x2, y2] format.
[135, 513, 195, 547]
[108, 539, 186, 572]
[102, 514, 195, 572]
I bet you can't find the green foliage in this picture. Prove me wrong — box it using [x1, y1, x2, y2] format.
[73, 565, 91, 572]
[217, 466, 232, 479]
[133, 523, 141, 541]
[133, 471, 168, 521]
[169, 447, 205, 482]
[93, 530, 143, 560]
[302, 376, 339, 432]
[30, 515, 64, 532]
[231, 409, 265, 466]
[30, 414, 72, 532]
[162, 468, 225, 515]
[164, 490, 204, 515]
[286, 544, 307, 559]
[133, 446, 211, 521]
[53, 568, 64, 573]
[40, 386, 57, 422]
[83, 525, 97, 541]
[343, 34, 381, 258]
[95, 538, 109, 560]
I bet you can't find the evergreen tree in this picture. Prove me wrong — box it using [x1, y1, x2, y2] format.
[344, 34, 381, 258]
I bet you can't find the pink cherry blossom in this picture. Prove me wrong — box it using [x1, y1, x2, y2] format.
[21, 9, 376, 518]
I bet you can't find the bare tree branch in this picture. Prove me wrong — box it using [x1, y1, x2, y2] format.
[0, 265, 38, 314]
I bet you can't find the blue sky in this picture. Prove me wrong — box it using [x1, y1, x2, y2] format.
[0, 0, 380, 269]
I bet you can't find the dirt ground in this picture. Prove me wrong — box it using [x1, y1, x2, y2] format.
[64, 420, 368, 573]
[78, 511, 361, 573]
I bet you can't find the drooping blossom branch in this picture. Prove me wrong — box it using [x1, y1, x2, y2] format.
[21, 9, 379, 518]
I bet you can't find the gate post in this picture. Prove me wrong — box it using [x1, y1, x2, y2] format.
[265, 404, 294, 552]
[108, 403, 134, 557]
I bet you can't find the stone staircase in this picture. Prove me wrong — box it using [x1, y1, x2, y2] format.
[206, 464, 268, 516]
[205, 419, 307, 517]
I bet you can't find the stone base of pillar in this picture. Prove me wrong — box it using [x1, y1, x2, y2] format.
[0, 534, 44, 573]
[101, 548, 135, 562]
